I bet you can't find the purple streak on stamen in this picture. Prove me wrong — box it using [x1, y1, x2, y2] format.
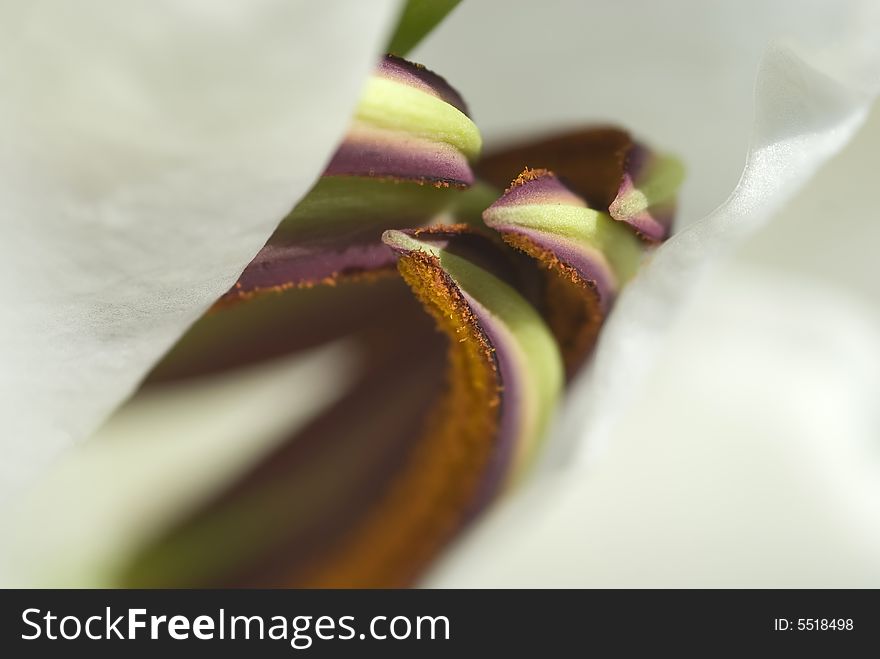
[489, 172, 584, 209]
[484, 171, 616, 309]
[461, 294, 523, 512]
[230, 241, 397, 296]
[325, 132, 474, 187]
[610, 176, 665, 240]
[377, 54, 469, 116]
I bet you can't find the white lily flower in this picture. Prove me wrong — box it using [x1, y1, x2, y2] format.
[3, 0, 880, 587]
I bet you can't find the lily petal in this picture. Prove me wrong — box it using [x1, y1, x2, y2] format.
[0, 0, 402, 502]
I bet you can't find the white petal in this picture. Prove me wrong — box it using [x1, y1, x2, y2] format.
[427, 265, 880, 586]
[413, 0, 879, 227]
[416, 0, 880, 466]
[427, 66, 880, 586]
[566, 39, 878, 465]
[0, 0, 401, 501]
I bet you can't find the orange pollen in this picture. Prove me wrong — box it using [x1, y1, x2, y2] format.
[296, 250, 502, 587]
